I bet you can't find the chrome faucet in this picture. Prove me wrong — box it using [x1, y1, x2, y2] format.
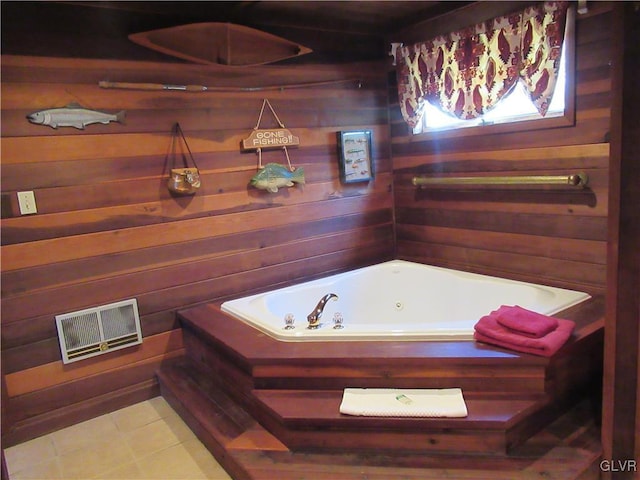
[307, 293, 338, 329]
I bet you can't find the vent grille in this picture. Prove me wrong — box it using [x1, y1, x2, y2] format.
[55, 299, 142, 364]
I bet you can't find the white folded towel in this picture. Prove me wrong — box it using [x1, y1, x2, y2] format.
[339, 388, 468, 418]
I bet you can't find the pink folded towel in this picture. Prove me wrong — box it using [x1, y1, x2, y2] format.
[473, 311, 575, 357]
[494, 305, 559, 338]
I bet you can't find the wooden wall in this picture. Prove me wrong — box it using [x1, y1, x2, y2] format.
[602, 3, 640, 477]
[0, 54, 394, 445]
[390, 3, 612, 295]
[1, 0, 619, 452]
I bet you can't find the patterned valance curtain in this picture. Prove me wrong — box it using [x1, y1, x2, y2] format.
[396, 1, 569, 128]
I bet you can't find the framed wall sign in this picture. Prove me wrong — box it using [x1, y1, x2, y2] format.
[337, 130, 374, 183]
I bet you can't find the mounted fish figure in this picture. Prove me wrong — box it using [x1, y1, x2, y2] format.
[27, 103, 126, 129]
[250, 163, 305, 193]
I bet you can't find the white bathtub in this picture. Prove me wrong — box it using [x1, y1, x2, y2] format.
[221, 260, 591, 342]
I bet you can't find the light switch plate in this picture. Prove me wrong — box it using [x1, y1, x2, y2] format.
[17, 191, 37, 215]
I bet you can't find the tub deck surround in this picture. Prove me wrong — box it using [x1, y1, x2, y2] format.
[162, 295, 604, 468]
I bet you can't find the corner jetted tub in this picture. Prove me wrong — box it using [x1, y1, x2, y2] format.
[221, 260, 591, 341]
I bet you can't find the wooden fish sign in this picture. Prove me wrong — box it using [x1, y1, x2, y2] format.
[242, 99, 301, 171]
[242, 99, 300, 151]
[242, 128, 299, 150]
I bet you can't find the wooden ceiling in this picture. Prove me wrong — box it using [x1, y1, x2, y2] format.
[1, 1, 471, 63]
[68, 1, 464, 36]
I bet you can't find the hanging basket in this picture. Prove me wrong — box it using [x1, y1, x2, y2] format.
[166, 123, 201, 195]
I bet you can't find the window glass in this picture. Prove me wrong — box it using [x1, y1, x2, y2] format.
[414, 45, 567, 134]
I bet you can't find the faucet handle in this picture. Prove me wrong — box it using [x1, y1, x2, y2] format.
[333, 312, 344, 329]
[283, 313, 295, 330]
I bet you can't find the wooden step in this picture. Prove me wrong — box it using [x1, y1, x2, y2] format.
[157, 357, 602, 479]
[254, 389, 547, 430]
[251, 389, 551, 455]
[159, 356, 549, 457]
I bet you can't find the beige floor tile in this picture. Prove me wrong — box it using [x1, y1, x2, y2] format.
[58, 436, 136, 479]
[5, 397, 232, 480]
[4, 436, 57, 475]
[111, 400, 165, 433]
[161, 411, 199, 443]
[181, 438, 233, 480]
[92, 460, 144, 480]
[125, 418, 185, 459]
[147, 396, 177, 419]
[135, 443, 209, 480]
[203, 466, 234, 480]
[6, 458, 62, 480]
[50, 414, 120, 455]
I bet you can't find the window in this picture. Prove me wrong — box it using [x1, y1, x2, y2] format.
[414, 42, 568, 134]
[396, 4, 576, 139]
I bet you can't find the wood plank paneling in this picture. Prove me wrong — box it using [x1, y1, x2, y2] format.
[4, 330, 184, 397]
[391, 6, 612, 295]
[1, 211, 390, 298]
[602, 4, 640, 476]
[0, 175, 392, 244]
[1, 47, 394, 444]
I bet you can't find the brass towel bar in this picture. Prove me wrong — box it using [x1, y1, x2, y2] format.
[412, 172, 589, 188]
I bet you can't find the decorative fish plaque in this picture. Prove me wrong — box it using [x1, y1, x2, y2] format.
[26, 103, 126, 130]
[250, 163, 305, 193]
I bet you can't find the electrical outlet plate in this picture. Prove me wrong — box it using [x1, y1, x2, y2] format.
[17, 191, 37, 215]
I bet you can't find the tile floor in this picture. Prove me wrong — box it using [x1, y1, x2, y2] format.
[3, 396, 233, 480]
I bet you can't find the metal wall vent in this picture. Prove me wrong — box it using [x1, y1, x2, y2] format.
[55, 299, 142, 364]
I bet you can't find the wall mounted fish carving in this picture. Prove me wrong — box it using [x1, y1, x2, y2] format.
[250, 163, 305, 193]
[26, 103, 126, 129]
